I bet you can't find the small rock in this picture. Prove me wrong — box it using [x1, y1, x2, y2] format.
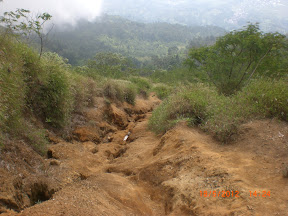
[107, 136, 113, 142]
[278, 132, 284, 138]
[48, 134, 62, 144]
[50, 160, 60, 166]
[91, 147, 98, 154]
[247, 205, 254, 210]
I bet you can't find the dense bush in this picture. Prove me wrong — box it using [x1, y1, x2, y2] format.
[0, 37, 50, 153]
[0, 36, 26, 133]
[149, 78, 288, 142]
[186, 24, 287, 96]
[103, 79, 137, 105]
[149, 84, 216, 134]
[0, 35, 100, 152]
[21, 52, 73, 128]
[70, 73, 99, 112]
[129, 76, 151, 98]
[238, 78, 288, 121]
[151, 83, 172, 100]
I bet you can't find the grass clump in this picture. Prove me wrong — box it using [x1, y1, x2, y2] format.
[0, 37, 51, 153]
[202, 95, 245, 142]
[129, 76, 152, 98]
[103, 79, 137, 105]
[0, 36, 87, 153]
[151, 83, 172, 100]
[0, 37, 26, 133]
[25, 52, 73, 128]
[70, 73, 99, 112]
[238, 78, 288, 121]
[149, 78, 288, 143]
[149, 84, 215, 134]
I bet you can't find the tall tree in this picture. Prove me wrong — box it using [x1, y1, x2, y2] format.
[186, 23, 286, 95]
[0, 9, 52, 58]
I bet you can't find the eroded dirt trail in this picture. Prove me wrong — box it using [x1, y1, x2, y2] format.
[2, 95, 288, 216]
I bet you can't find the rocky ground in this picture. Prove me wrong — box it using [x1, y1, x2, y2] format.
[1, 94, 288, 215]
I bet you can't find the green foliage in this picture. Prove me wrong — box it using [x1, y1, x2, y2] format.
[0, 36, 50, 153]
[151, 83, 172, 100]
[103, 80, 137, 105]
[70, 73, 99, 112]
[129, 76, 151, 91]
[123, 85, 137, 105]
[46, 15, 225, 65]
[20, 51, 73, 128]
[0, 8, 52, 57]
[0, 132, 5, 149]
[87, 52, 137, 79]
[17, 121, 49, 155]
[0, 36, 26, 133]
[202, 95, 246, 142]
[1, 9, 51, 34]
[149, 66, 209, 84]
[37, 53, 73, 128]
[238, 78, 288, 121]
[186, 23, 287, 95]
[149, 84, 216, 134]
[129, 76, 151, 98]
[147, 53, 182, 71]
[149, 79, 288, 142]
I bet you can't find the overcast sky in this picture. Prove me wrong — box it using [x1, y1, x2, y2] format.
[0, 0, 103, 25]
[1, 0, 287, 32]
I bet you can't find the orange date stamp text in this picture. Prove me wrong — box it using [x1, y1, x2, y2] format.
[200, 190, 240, 198]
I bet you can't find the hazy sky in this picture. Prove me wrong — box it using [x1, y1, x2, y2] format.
[0, 0, 103, 25]
[1, 0, 287, 32]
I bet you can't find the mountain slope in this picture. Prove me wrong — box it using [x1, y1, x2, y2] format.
[47, 15, 226, 65]
[102, 0, 288, 33]
[2, 95, 288, 215]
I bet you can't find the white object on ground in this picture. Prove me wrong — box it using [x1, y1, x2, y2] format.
[123, 132, 131, 141]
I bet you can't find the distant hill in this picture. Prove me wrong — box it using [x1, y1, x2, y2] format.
[46, 15, 226, 65]
[102, 0, 288, 34]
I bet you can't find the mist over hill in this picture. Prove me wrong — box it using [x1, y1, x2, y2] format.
[102, 0, 288, 33]
[47, 15, 226, 65]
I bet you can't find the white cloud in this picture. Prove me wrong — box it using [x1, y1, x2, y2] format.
[0, 0, 103, 25]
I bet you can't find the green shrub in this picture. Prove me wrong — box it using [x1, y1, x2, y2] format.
[103, 80, 124, 101]
[0, 131, 5, 149]
[201, 95, 245, 142]
[123, 84, 137, 105]
[0, 36, 26, 133]
[18, 120, 49, 155]
[0, 35, 103, 152]
[148, 99, 171, 134]
[70, 73, 99, 112]
[149, 84, 215, 134]
[149, 78, 288, 143]
[129, 76, 151, 98]
[152, 83, 172, 100]
[103, 79, 137, 105]
[239, 78, 288, 121]
[32, 53, 73, 128]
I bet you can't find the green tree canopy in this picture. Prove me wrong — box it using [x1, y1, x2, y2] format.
[87, 52, 137, 78]
[0, 8, 52, 57]
[186, 23, 287, 95]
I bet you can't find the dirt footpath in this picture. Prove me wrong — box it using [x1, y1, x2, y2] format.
[1, 95, 288, 215]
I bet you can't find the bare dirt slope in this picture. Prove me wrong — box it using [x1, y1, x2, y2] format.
[1, 95, 288, 216]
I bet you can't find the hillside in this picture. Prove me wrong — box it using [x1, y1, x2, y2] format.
[103, 0, 288, 33]
[46, 15, 226, 65]
[1, 10, 287, 216]
[1, 94, 288, 215]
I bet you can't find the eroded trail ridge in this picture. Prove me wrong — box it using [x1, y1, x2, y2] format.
[2, 95, 288, 215]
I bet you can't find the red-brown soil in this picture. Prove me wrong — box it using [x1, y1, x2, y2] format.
[1, 94, 287, 215]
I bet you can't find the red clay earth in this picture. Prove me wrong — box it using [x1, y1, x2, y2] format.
[1, 94, 287, 215]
